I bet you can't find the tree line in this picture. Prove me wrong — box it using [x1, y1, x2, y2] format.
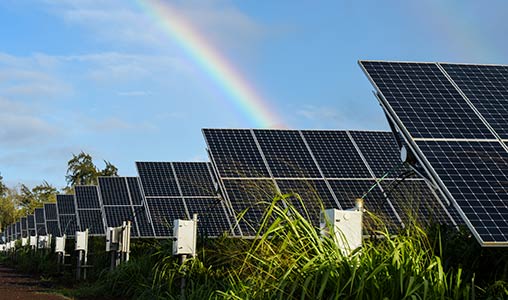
[0, 152, 118, 232]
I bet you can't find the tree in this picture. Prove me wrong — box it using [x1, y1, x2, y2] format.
[66, 152, 119, 188]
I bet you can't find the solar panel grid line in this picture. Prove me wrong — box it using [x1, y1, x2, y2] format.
[298, 130, 342, 209]
[437, 63, 508, 149]
[347, 130, 404, 226]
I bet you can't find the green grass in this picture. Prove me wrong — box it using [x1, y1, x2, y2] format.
[4, 195, 508, 299]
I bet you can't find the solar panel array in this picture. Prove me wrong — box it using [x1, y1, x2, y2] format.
[98, 177, 154, 238]
[360, 61, 508, 246]
[75, 186, 105, 235]
[203, 128, 458, 236]
[56, 194, 79, 236]
[34, 208, 46, 235]
[136, 162, 233, 238]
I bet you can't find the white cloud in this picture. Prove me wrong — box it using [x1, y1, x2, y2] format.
[38, 0, 267, 55]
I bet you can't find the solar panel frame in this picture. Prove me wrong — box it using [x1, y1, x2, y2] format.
[360, 60, 508, 246]
[27, 215, 36, 236]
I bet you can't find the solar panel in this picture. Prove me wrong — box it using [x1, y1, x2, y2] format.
[78, 209, 105, 235]
[360, 61, 495, 139]
[254, 129, 321, 178]
[21, 217, 28, 238]
[15, 221, 21, 239]
[56, 194, 76, 215]
[202, 129, 270, 178]
[27, 215, 36, 236]
[98, 176, 155, 238]
[301, 131, 371, 178]
[173, 162, 216, 196]
[441, 63, 508, 140]
[146, 198, 187, 237]
[137, 161, 232, 238]
[98, 177, 131, 206]
[127, 177, 144, 205]
[136, 162, 180, 197]
[75, 186, 105, 235]
[44, 203, 58, 221]
[56, 194, 78, 236]
[184, 198, 233, 237]
[75, 186, 101, 209]
[59, 215, 79, 236]
[360, 60, 508, 246]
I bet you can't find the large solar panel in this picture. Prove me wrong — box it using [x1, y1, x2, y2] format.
[136, 161, 233, 238]
[98, 177, 155, 238]
[75, 186, 105, 235]
[34, 208, 47, 235]
[56, 194, 79, 236]
[360, 60, 508, 246]
[441, 64, 508, 140]
[44, 203, 61, 237]
[15, 221, 21, 239]
[21, 217, 28, 238]
[204, 128, 458, 237]
[27, 215, 36, 236]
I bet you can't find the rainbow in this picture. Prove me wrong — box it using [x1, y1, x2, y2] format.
[135, 0, 284, 128]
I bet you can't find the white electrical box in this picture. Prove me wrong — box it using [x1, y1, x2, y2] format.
[320, 208, 363, 256]
[106, 227, 121, 252]
[75, 230, 88, 251]
[30, 236, 37, 247]
[55, 236, 66, 253]
[21, 237, 28, 247]
[38, 235, 51, 249]
[0, 244, 5, 252]
[172, 219, 196, 256]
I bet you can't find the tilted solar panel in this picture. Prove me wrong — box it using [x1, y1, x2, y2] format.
[78, 209, 105, 235]
[27, 215, 36, 236]
[44, 203, 58, 221]
[136, 162, 180, 197]
[99, 177, 131, 206]
[75, 186, 101, 209]
[360, 60, 508, 246]
[57, 194, 76, 215]
[441, 63, 508, 140]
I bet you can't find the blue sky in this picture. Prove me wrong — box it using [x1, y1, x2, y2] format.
[0, 0, 507, 189]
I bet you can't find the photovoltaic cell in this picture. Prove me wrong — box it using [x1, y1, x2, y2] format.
[27, 215, 36, 236]
[57, 194, 76, 215]
[78, 209, 105, 235]
[99, 177, 131, 206]
[254, 129, 321, 178]
[146, 198, 187, 237]
[417, 140, 508, 242]
[203, 129, 270, 178]
[104, 206, 138, 237]
[59, 215, 79, 236]
[127, 177, 144, 205]
[222, 179, 278, 236]
[301, 130, 371, 178]
[173, 162, 216, 196]
[44, 203, 58, 221]
[184, 198, 232, 237]
[136, 162, 180, 197]
[21, 217, 28, 238]
[276, 179, 338, 226]
[46, 220, 61, 237]
[132, 205, 154, 237]
[75, 186, 101, 209]
[441, 63, 508, 139]
[360, 61, 495, 139]
[349, 131, 414, 178]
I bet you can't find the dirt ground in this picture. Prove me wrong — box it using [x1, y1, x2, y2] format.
[0, 264, 69, 300]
